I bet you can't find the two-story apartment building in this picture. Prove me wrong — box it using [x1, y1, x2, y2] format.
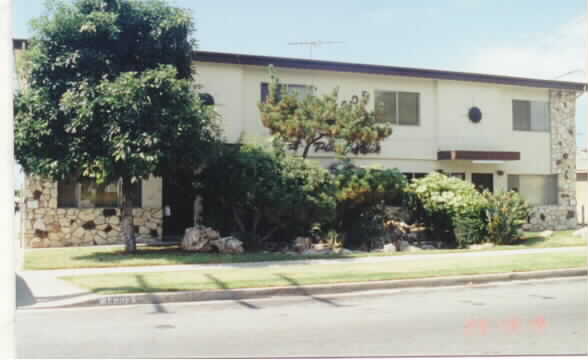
[18, 40, 586, 247]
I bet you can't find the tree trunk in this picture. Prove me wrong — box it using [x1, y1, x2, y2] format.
[193, 195, 203, 226]
[121, 177, 136, 253]
[302, 142, 313, 159]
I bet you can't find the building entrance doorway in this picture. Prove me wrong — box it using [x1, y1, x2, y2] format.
[471, 173, 494, 193]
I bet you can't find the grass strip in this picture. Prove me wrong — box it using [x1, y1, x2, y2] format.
[25, 230, 587, 270]
[61, 251, 587, 294]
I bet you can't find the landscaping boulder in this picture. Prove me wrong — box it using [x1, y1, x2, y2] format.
[302, 248, 332, 256]
[573, 227, 587, 237]
[210, 236, 244, 254]
[293, 237, 312, 253]
[420, 243, 437, 250]
[181, 225, 220, 252]
[381, 243, 397, 252]
[333, 248, 353, 255]
[539, 230, 554, 238]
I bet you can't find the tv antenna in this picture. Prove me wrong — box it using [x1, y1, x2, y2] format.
[288, 40, 344, 59]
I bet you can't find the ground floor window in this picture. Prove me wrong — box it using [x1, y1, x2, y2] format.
[507, 174, 558, 206]
[58, 178, 142, 208]
[402, 172, 428, 181]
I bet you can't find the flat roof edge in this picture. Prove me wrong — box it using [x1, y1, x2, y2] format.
[193, 50, 587, 91]
[12, 39, 586, 91]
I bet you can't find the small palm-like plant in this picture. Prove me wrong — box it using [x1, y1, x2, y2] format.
[485, 191, 531, 245]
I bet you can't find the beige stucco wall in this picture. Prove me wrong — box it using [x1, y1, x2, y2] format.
[195, 62, 553, 174]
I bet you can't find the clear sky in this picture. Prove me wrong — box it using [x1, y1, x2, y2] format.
[12, 0, 588, 148]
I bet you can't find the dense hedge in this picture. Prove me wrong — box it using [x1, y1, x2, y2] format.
[405, 172, 531, 248]
[329, 159, 406, 249]
[195, 144, 336, 250]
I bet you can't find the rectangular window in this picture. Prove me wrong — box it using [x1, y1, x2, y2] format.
[512, 100, 550, 132]
[58, 178, 142, 208]
[402, 172, 428, 181]
[57, 179, 77, 208]
[375, 91, 420, 126]
[507, 175, 558, 205]
[260, 83, 312, 102]
[577, 173, 588, 182]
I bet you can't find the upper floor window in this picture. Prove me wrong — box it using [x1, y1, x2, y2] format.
[58, 178, 142, 208]
[512, 100, 550, 132]
[260, 83, 313, 102]
[375, 91, 420, 126]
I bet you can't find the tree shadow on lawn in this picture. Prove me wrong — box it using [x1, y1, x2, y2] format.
[71, 246, 352, 266]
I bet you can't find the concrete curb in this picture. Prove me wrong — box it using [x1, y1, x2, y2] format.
[20, 268, 587, 310]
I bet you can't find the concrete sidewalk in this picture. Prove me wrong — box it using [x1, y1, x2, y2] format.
[16, 246, 587, 310]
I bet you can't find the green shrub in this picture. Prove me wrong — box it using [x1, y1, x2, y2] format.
[405, 172, 489, 248]
[195, 144, 336, 249]
[484, 191, 531, 245]
[453, 212, 489, 248]
[329, 159, 407, 249]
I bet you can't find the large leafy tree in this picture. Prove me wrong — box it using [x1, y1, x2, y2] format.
[258, 67, 393, 158]
[14, 0, 219, 252]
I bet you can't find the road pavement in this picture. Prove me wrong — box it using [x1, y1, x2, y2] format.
[16, 277, 588, 358]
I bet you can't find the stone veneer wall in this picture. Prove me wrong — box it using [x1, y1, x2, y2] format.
[21, 177, 163, 248]
[525, 89, 578, 231]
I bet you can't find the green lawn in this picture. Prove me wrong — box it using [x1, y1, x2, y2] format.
[61, 251, 588, 294]
[25, 230, 587, 270]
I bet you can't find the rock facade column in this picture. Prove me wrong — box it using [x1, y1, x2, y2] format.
[527, 89, 577, 231]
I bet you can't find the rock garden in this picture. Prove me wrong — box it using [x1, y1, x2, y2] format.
[177, 144, 534, 257]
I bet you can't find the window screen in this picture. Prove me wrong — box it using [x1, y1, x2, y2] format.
[260, 83, 311, 102]
[507, 175, 558, 205]
[60, 179, 142, 208]
[512, 100, 550, 132]
[58, 179, 77, 208]
[94, 183, 119, 208]
[125, 181, 143, 208]
[375, 91, 419, 125]
[81, 181, 119, 208]
[285, 84, 313, 100]
[398, 92, 419, 125]
[375, 91, 397, 124]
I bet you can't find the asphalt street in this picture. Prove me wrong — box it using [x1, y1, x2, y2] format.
[16, 277, 588, 358]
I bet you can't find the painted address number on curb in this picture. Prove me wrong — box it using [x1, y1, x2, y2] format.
[99, 296, 139, 305]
